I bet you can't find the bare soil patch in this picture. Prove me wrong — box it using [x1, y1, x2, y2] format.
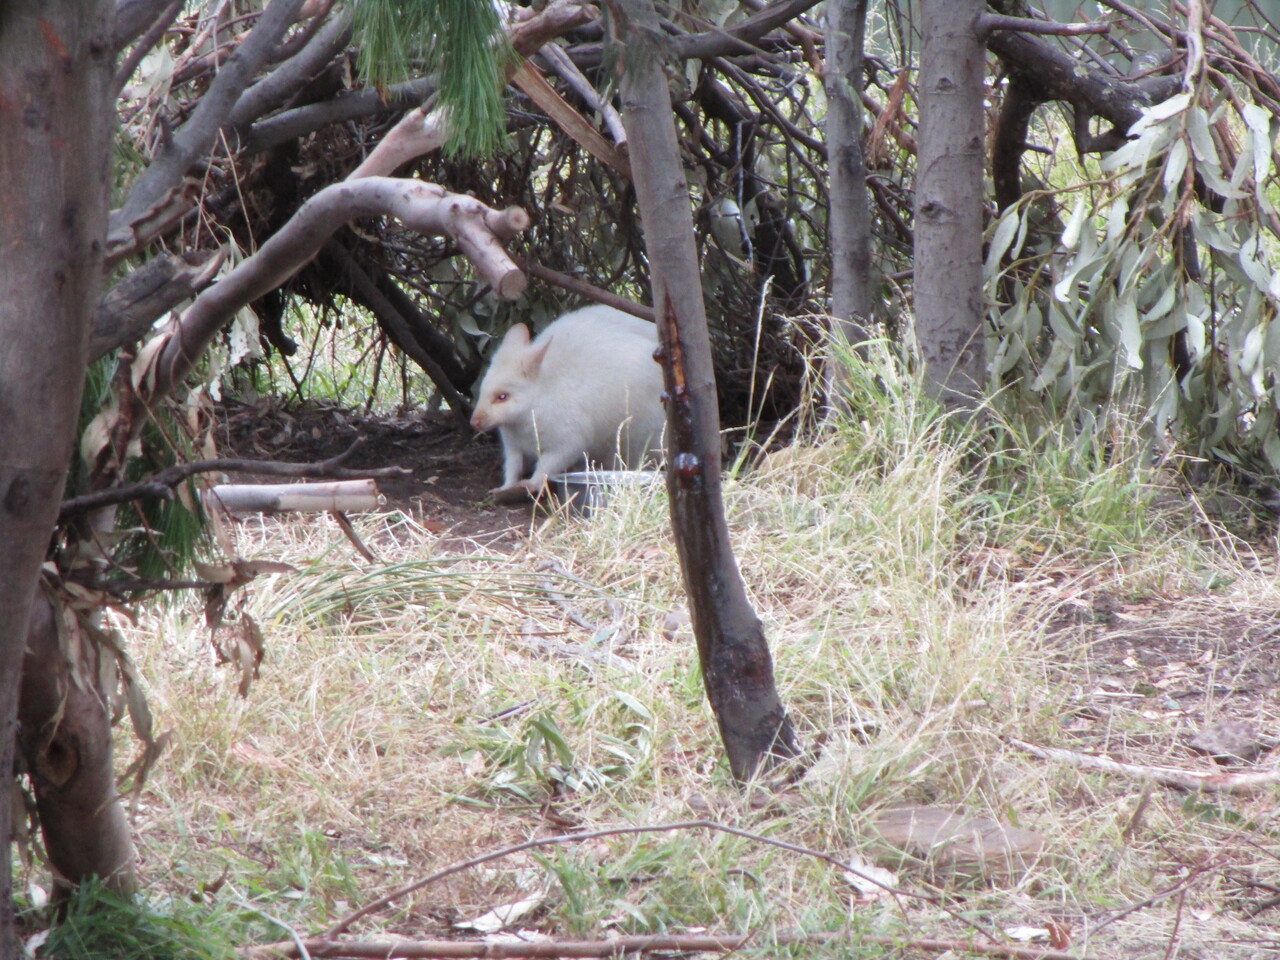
[217, 399, 534, 551]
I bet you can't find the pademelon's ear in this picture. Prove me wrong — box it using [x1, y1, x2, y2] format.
[524, 334, 553, 375]
[501, 323, 532, 348]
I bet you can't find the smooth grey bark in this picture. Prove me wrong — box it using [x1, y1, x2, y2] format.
[824, 0, 872, 343]
[914, 1, 987, 409]
[614, 0, 799, 782]
[0, 0, 118, 944]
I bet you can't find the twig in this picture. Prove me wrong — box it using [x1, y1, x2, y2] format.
[244, 931, 1093, 960]
[1006, 737, 1280, 794]
[1161, 885, 1188, 960]
[58, 439, 410, 519]
[318, 820, 983, 941]
[520, 260, 654, 322]
[1090, 862, 1218, 936]
[330, 511, 377, 562]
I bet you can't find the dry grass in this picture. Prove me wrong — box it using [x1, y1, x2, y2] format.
[38, 377, 1280, 958]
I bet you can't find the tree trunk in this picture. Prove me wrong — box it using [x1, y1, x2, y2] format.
[614, 0, 799, 782]
[824, 0, 872, 343]
[0, 0, 117, 944]
[19, 599, 137, 898]
[913, 1, 987, 409]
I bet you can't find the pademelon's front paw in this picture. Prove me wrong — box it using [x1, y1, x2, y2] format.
[518, 476, 552, 497]
[489, 482, 540, 504]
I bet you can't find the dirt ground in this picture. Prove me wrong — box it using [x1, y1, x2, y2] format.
[218, 399, 536, 550]
[216, 398, 1280, 940]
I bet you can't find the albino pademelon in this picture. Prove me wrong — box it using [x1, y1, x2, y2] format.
[469, 305, 666, 496]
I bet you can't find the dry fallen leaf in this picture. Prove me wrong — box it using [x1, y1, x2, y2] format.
[455, 896, 546, 933]
[842, 854, 898, 900]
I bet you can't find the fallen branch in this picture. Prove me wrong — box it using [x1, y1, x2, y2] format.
[520, 261, 654, 321]
[539, 41, 627, 146]
[204, 480, 381, 516]
[1006, 737, 1280, 794]
[309, 819, 1011, 948]
[60, 439, 408, 519]
[243, 931, 1091, 960]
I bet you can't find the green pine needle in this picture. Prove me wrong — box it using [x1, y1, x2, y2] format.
[353, 0, 511, 158]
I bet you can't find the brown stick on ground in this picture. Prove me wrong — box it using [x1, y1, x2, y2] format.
[1007, 737, 1280, 793]
[243, 931, 1092, 960]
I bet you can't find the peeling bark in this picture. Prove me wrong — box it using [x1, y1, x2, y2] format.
[89, 249, 225, 363]
[18, 597, 136, 898]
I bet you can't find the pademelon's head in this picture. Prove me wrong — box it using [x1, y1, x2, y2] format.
[469, 323, 551, 432]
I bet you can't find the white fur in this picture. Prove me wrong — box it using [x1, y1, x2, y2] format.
[469, 305, 666, 493]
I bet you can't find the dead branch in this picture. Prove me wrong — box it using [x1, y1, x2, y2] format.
[138, 178, 528, 409]
[985, 27, 1182, 154]
[226, 6, 354, 134]
[109, 0, 307, 261]
[521, 260, 655, 321]
[671, 0, 824, 61]
[244, 931, 1091, 960]
[321, 820, 939, 940]
[539, 41, 627, 145]
[206, 481, 382, 516]
[90, 249, 225, 363]
[976, 13, 1110, 40]
[323, 241, 475, 428]
[1007, 737, 1280, 794]
[60, 439, 407, 519]
[511, 60, 632, 179]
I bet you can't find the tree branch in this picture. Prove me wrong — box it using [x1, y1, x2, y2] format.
[521, 260, 655, 320]
[242, 78, 437, 156]
[227, 6, 354, 135]
[59, 440, 409, 520]
[985, 27, 1182, 155]
[113, 0, 181, 50]
[976, 13, 1110, 40]
[322, 241, 474, 428]
[348, 0, 597, 180]
[671, 0, 824, 60]
[140, 178, 527, 405]
[108, 0, 307, 261]
[245, 932, 1092, 960]
[113, 0, 184, 91]
[89, 249, 225, 363]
